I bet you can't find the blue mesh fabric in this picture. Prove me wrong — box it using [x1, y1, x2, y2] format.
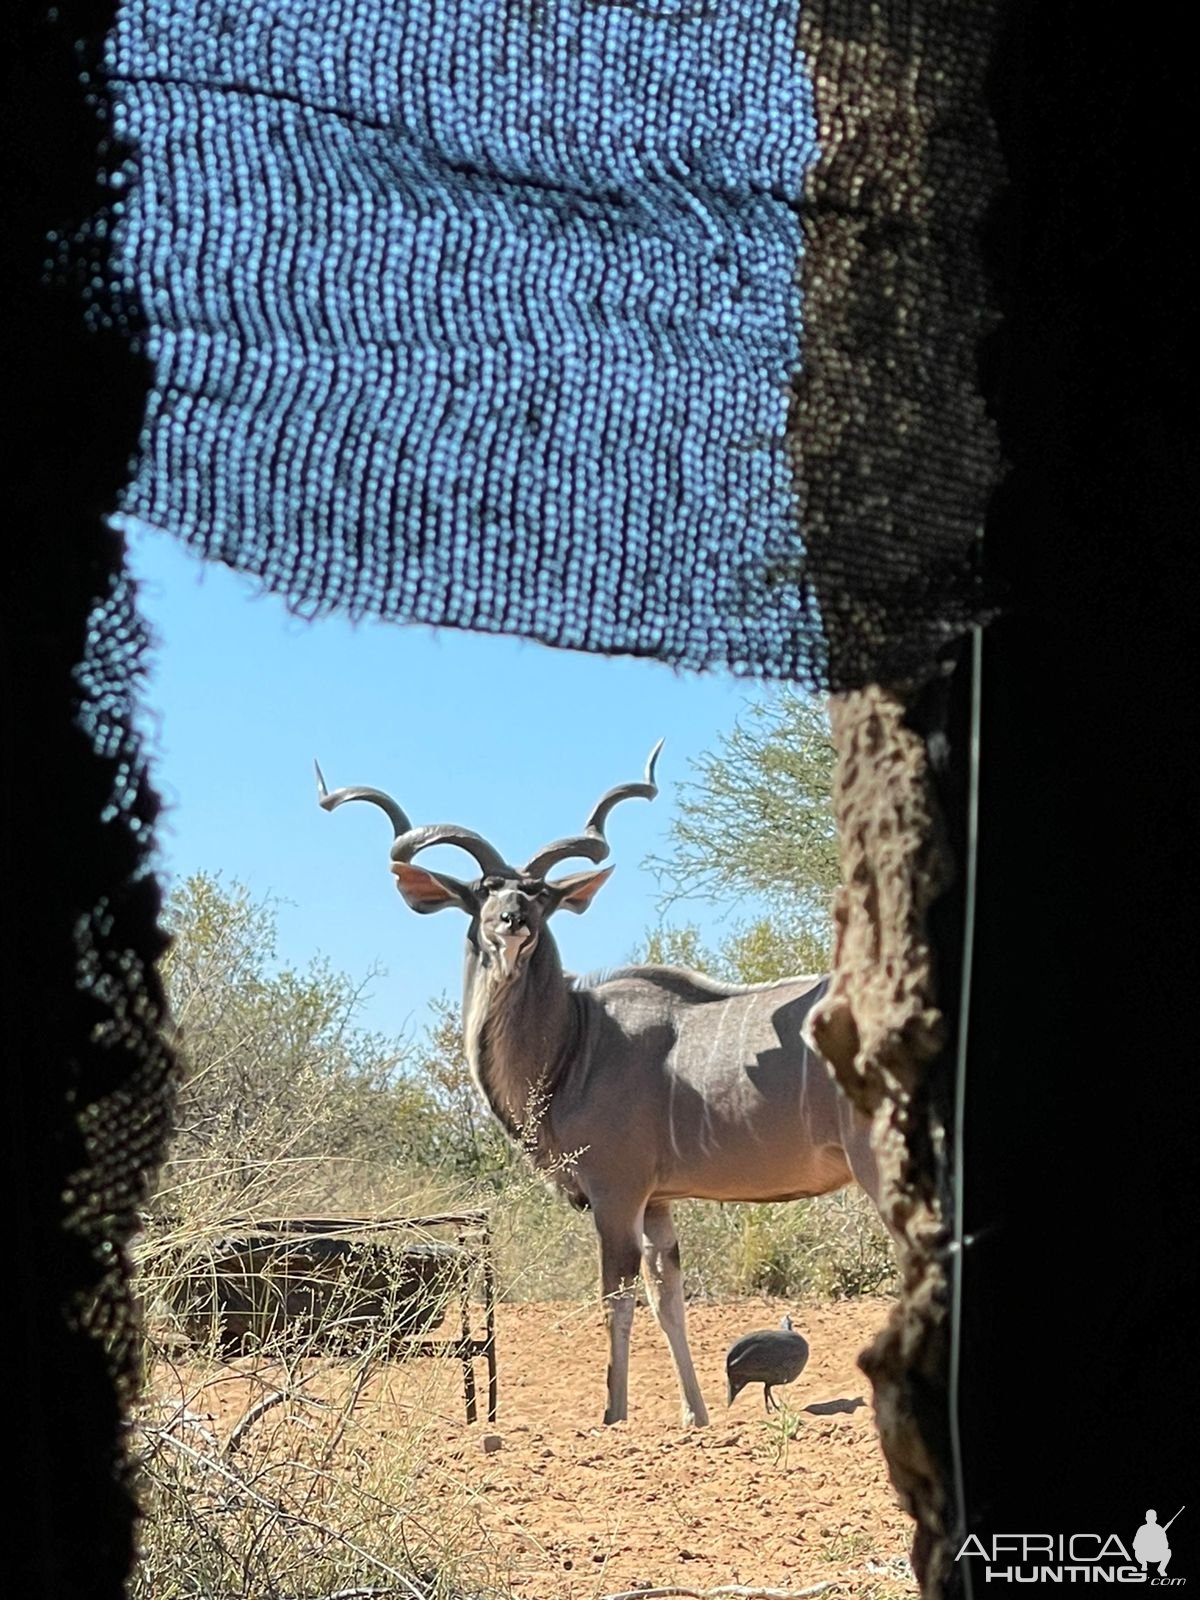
[105, 0, 826, 675]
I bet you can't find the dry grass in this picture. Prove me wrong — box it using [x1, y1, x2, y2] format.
[135, 1201, 502, 1599]
[133, 1150, 895, 1598]
[670, 1188, 896, 1303]
[133, 1346, 495, 1598]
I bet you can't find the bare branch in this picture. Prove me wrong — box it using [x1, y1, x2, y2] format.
[284, 1589, 398, 1600]
[130, 1402, 219, 1457]
[224, 1390, 288, 1458]
[284, 1589, 413, 1600]
[138, 1426, 432, 1600]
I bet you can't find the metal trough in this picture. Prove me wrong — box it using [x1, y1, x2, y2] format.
[164, 1212, 498, 1421]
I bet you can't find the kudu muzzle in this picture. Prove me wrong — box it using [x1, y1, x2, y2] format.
[487, 891, 539, 977]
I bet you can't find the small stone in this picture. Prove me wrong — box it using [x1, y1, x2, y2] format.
[479, 1433, 503, 1454]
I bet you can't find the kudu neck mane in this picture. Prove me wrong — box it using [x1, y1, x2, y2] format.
[463, 927, 578, 1152]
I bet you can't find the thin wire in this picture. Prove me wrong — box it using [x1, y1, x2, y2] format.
[948, 622, 982, 1600]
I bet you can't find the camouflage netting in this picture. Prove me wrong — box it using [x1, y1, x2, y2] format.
[101, 0, 1001, 689]
[8, 6, 174, 1594]
[10, 1, 1014, 1594]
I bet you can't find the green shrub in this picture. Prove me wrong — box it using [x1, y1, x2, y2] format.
[671, 1187, 896, 1303]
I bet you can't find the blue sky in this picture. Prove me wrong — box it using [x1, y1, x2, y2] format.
[125, 524, 778, 1047]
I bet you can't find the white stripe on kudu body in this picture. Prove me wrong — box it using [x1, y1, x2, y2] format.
[316, 745, 882, 1427]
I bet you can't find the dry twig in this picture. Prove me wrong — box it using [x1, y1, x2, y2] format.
[224, 1389, 288, 1457]
[139, 1426, 431, 1600]
[130, 1403, 219, 1457]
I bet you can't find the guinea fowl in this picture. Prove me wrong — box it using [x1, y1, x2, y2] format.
[725, 1315, 810, 1411]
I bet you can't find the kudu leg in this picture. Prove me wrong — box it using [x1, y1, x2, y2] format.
[598, 1222, 642, 1425]
[641, 1203, 709, 1428]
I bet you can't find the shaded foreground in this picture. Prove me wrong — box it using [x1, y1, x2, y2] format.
[151, 1297, 912, 1599]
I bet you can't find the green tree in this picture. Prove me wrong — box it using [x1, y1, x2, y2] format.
[638, 924, 720, 973]
[721, 915, 828, 983]
[636, 915, 825, 986]
[647, 692, 838, 976]
[157, 872, 436, 1212]
[412, 996, 517, 1187]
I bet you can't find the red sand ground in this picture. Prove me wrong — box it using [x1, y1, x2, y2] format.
[166, 1296, 916, 1599]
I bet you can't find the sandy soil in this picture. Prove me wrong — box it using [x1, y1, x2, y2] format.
[165, 1296, 916, 1599]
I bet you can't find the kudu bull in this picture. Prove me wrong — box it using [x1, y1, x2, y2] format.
[316, 744, 881, 1426]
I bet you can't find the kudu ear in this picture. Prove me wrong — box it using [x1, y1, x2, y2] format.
[391, 861, 476, 915]
[546, 864, 615, 915]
